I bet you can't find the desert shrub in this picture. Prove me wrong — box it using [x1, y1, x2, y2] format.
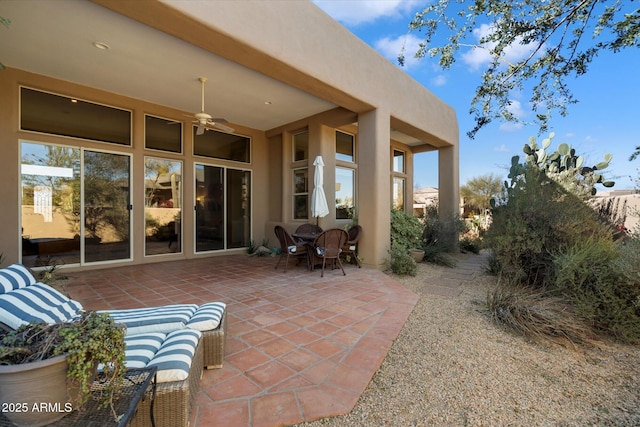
[551, 238, 640, 343]
[484, 166, 640, 344]
[422, 245, 458, 267]
[487, 279, 593, 347]
[485, 167, 612, 288]
[485, 250, 502, 275]
[390, 208, 423, 250]
[419, 205, 467, 267]
[459, 236, 481, 254]
[387, 243, 417, 276]
[422, 204, 466, 253]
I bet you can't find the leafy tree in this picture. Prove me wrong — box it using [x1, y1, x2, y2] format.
[461, 173, 503, 214]
[401, 0, 640, 138]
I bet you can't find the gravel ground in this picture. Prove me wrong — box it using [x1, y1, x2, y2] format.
[295, 252, 640, 426]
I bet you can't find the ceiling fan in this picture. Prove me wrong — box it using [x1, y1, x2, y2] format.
[188, 77, 234, 135]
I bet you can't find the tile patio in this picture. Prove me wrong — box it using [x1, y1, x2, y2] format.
[63, 255, 419, 427]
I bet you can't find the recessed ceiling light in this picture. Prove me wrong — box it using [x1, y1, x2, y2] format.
[93, 42, 110, 50]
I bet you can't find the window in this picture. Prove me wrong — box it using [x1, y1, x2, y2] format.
[20, 87, 131, 146]
[145, 115, 182, 153]
[393, 150, 405, 173]
[336, 167, 355, 219]
[293, 131, 308, 161]
[194, 129, 250, 163]
[393, 177, 405, 210]
[293, 168, 309, 220]
[336, 131, 354, 162]
[144, 158, 182, 256]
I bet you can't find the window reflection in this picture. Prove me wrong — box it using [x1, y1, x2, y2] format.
[145, 158, 182, 255]
[336, 167, 355, 219]
[336, 131, 354, 162]
[21, 142, 81, 267]
[293, 168, 309, 220]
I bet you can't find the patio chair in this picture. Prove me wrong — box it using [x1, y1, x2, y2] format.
[342, 225, 362, 268]
[309, 228, 348, 277]
[274, 225, 309, 272]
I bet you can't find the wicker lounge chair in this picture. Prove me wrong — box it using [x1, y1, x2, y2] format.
[130, 333, 204, 427]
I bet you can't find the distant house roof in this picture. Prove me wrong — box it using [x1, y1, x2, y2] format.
[413, 187, 439, 205]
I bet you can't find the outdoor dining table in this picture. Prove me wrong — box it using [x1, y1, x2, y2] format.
[292, 232, 319, 243]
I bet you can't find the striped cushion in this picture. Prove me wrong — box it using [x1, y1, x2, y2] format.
[123, 332, 166, 369]
[0, 283, 83, 329]
[148, 329, 201, 383]
[187, 302, 226, 331]
[0, 264, 36, 294]
[100, 304, 198, 336]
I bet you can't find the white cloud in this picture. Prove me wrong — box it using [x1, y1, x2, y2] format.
[499, 122, 524, 132]
[494, 144, 510, 152]
[585, 135, 598, 143]
[375, 33, 423, 68]
[461, 23, 543, 71]
[505, 100, 526, 119]
[431, 75, 447, 86]
[313, 0, 422, 26]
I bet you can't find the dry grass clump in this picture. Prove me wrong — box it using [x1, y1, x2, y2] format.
[487, 279, 594, 348]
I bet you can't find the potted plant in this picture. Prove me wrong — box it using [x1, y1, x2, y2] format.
[0, 311, 126, 426]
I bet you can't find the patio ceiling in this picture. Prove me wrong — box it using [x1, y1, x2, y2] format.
[0, 0, 336, 132]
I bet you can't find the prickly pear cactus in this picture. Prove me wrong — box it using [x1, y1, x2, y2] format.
[509, 132, 615, 198]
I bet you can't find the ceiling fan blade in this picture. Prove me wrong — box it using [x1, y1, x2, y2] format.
[196, 123, 205, 135]
[211, 122, 235, 133]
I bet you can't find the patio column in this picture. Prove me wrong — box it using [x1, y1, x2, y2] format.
[438, 144, 460, 247]
[357, 108, 390, 268]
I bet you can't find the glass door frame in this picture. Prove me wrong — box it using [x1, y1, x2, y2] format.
[19, 140, 133, 268]
[193, 161, 253, 253]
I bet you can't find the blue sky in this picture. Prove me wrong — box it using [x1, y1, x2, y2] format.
[313, 0, 640, 190]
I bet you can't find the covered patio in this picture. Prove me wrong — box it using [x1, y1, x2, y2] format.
[63, 256, 418, 427]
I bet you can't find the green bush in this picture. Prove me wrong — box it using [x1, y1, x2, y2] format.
[387, 243, 417, 276]
[460, 236, 481, 254]
[390, 208, 423, 250]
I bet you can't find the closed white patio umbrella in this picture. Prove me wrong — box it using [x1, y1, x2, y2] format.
[311, 155, 329, 224]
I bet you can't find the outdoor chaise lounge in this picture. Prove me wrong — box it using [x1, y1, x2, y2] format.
[0, 263, 227, 427]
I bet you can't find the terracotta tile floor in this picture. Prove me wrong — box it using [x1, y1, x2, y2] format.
[63, 255, 419, 427]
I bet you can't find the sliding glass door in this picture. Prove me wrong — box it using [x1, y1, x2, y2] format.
[83, 150, 131, 263]
[20, 142, 132, 267]
[195, 164, 251, 252]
